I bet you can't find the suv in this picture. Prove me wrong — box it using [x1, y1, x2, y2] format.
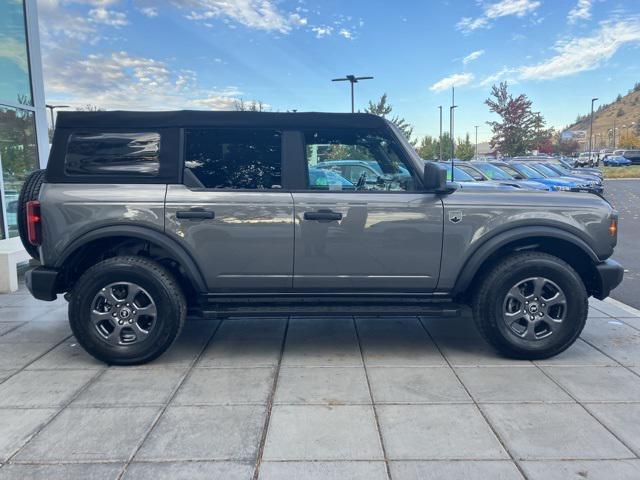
[21, 111, 623, 365]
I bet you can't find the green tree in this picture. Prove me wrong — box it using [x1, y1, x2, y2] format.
[234, 99, 267, 112]
[455, 133, 475, 160]
[364, 93, 415, 145]
[416, 132, 453, 160]
[485, 82, 545, 156]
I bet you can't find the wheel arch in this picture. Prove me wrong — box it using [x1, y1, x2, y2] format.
[54, 225, 207, 295]
[452, 226, 601, 299]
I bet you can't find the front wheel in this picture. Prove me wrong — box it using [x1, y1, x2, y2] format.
[69, 256, 186, 365]
[472, 252, 588, 360]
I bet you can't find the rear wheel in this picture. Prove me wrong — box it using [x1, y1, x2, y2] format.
[17, 169, 45, 259]
[69, 256, 186, 365]
[472, 252, 588, 360]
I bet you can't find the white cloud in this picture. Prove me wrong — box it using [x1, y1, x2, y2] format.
[567, 0, 592, 24]
[0, 37, 29, 72]
[429, 73, 475, 92]
[174, 0, 306, 33]
[338, 28, 353, 39]
[462, 49, 485, 64]
[519, 17, 640, 80]
[312, 26, 333, 38]
[138, 6, 158, 17]
[479, 67, 518, 87]
[457, 0, 541, 33]
[88, 7, 128, 26]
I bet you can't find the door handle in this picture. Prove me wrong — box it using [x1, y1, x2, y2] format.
[304, 210, 342, 222]
[176, 209, 215, 220]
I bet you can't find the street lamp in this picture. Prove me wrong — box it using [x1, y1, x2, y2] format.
[474, 125, 479, 158]
[588, 97, 598, 163]
[438, 106, 443, 161]
[449, 105, 458, 180]
[45, 104, 70, 128]
[331, 75, 374, 113]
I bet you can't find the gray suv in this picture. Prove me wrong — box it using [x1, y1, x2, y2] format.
[21, 111, 623, 365]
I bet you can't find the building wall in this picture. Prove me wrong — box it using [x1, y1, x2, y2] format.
[0, 0, 47, 240]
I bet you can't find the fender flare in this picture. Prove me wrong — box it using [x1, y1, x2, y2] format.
[54, 225, 208, 293]
[451, 225, 600, 296]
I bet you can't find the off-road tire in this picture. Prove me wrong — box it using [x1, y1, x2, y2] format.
[69, 256, 186, 365]
[17, 169, 46, 259]
[472, 251, 588, 360]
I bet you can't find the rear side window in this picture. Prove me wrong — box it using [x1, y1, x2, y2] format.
[65, 132, 160, 176]
[184, 129, 282, 189]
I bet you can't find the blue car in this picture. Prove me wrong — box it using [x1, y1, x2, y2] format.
[469, 161, 552, 191]
[529, 162, 603, 195]
[603, 155, 632, 167]
[439, 162, 519, 191]
[498, 162, 590, 193]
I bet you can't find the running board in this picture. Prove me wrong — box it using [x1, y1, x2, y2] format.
[191, 295, 461, 319]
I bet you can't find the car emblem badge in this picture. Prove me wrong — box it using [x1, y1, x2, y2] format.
[449, 211, 463, 223]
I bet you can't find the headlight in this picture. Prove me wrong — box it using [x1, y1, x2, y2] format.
[554, 186, 572, 191]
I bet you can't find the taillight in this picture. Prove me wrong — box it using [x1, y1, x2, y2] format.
[26, 200, 42, 246]
[609, 215, 618, 238]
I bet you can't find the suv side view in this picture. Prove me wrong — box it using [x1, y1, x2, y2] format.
[21, 111, 623, 365]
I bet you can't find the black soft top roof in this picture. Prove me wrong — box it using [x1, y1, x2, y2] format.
[55, 110, 389, 130]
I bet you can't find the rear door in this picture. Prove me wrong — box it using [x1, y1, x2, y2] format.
[291, 127, 443, 292]
[165, 128, 294, 292]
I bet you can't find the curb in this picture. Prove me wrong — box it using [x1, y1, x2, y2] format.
[604, 297, 640, 317]
[603, 178, 640, 181]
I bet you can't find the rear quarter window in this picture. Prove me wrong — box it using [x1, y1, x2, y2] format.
[65, 132, 161, 176]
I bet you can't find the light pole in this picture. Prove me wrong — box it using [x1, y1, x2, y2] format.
[449, 105, 458, 180]
[45, 104, 70, 128]
[474, 125, 479, 158]
[588, 97, 597, 164]
[331, 75, 374, 113]
[438, 106, 443, 161]
[612, 117, 617, 149]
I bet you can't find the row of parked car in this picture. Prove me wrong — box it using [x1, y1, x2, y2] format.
[574, 149, 640, 167]
[443, 156, 604, 195]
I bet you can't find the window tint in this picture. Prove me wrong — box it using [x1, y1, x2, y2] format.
[65, 132, 160, 176]
[304, 129, 414, 191]
[185, 129, 281, 189]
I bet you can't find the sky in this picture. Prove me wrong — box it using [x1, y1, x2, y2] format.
[33, 0, 640, 142]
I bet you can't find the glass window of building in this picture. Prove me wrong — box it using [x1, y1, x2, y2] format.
[0, 0, 33, 106]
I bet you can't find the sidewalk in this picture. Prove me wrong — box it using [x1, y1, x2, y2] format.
[1, 284, 640, 480]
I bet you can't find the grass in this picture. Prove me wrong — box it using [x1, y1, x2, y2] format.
[602, 165, 640, 179]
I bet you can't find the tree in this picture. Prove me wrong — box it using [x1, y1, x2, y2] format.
[552, 132, 580, 156]
[234, 99, 267, 112]
[76, 104, 104, 111]
[364, 93, 415, 145]
[485, 82, 544, 156]
[619, 132, 640, 149]
[416, 132, 452, 160]
[455, 133, 475, 160]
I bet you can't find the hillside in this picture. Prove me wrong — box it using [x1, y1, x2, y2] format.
[564, 83, 640, 148]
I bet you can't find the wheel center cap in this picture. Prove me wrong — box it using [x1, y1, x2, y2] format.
[119, 307, 132, 319]
[528, 303, 539, 314]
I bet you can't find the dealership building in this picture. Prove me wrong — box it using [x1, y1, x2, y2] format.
[0, 0, 48, 241]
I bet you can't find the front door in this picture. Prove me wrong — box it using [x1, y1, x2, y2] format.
[165, 128, 294, 292]
[292, 127, 443, 292]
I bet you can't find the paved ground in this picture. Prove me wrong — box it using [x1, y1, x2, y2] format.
[604, 179, 640, 309]
[1, 285, 640, 479]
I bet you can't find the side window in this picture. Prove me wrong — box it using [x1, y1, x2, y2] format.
[65, 132, 160, 176]
[184, 129, 281, 189]
[304, 129, 414, 191]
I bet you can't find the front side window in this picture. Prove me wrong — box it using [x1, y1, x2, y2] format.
[304, 129, 414, 191]
[185, 129, 281, 189]
[65, 132, 160, 176]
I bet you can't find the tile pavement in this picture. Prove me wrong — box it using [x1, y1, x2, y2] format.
[0, 287, 640, 479]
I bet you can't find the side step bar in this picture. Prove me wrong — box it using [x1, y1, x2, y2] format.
[190, 295, 461, 319]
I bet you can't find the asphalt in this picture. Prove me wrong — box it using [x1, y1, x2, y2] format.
[604, 179, 640, 309]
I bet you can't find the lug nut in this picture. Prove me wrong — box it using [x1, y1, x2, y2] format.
[539, 312, 544, 317]
[132, 310, 137, 315]
[530, 316, 534, 320]
[128, 319, 133, 324]
[112, 312, 117, 317]
[118, 320, 124, 325]
[542, 303, 546, 307]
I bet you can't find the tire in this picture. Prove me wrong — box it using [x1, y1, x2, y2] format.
[471, 251, 588, 360]
[17, 169, 46, 259]
[69, 255, 186, 365]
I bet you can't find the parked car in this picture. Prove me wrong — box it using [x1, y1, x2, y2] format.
[22, 110, 623, 365]
[500, 162, 599, 194]
[440, 162, 519, 191]
[528, 163, 603, 195]
[536, 162, 604, 189]
[618, 150, 640, 165]
[602, 155, 632, 167]
[469, 161, 551, 191]
[314, 159, 410, 190]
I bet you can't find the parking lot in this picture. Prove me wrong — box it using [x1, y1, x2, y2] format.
[1, 283, 640, 479]
[605, 179, 640, 310]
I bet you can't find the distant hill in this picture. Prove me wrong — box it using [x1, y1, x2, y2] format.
[564, 83, 640, 148]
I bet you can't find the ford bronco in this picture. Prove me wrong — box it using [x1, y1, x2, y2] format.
[20, 111, 623, 365]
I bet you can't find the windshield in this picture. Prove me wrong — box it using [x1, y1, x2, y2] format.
[472, 163, 513, 180]
[456, 165, 485, 181]
[512, 163, 544, 178]
[446, 166, 475, 182]
[532, 163, 560, 177]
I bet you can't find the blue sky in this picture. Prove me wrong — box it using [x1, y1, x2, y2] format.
[36, 0, 640, 141]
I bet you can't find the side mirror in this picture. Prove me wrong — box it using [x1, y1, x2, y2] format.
[423, 162, 455, 194]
